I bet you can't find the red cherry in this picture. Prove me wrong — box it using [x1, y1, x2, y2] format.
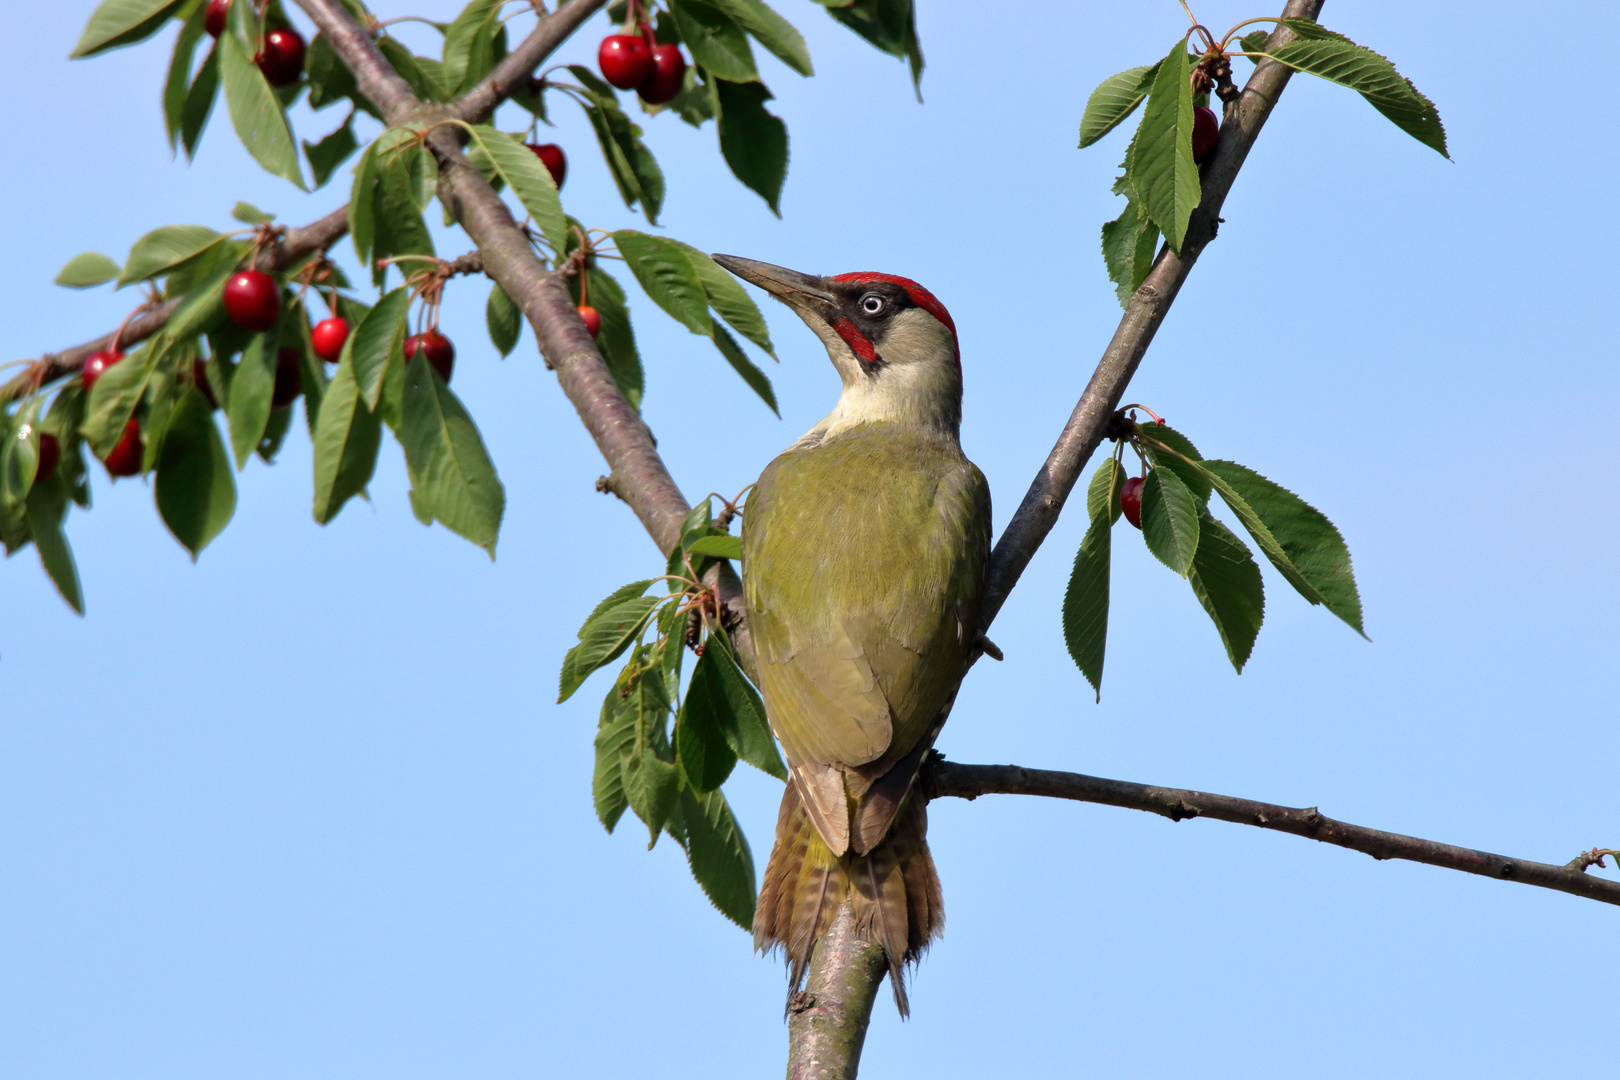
[204, 0, 230, 38]
[1120, 476, 1145, 529]
[638, 44, 686, 105]
[223, 270, 280, 332]
[193, 358, 219, 410]
[257, 27, 306, 88]
[272, 347, 302, 407]
[598, 34, 653, 90]
[81, 348, 125, 390]
[311, 317, 350, 362]
[405, 330, 455, 382]
[577, 305, 602, 339]
[103, 418, 143, 478]
[1192, 105, 1219, 164]
[526, 143, 567, 188]
[35, 432, 60, 483]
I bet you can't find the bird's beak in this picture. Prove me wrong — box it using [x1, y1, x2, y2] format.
[711, 255, 835, 312]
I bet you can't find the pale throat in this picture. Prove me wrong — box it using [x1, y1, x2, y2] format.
[801, 311, 963, 442]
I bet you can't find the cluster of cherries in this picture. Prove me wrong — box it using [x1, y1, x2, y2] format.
[597, 25, 687, 105]
[204, 0, 306, 88]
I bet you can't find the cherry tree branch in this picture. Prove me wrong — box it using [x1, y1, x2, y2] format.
[452, 0, 609, 123]
[979, 0, 1326, 630]
[924, 757, 1620, 907]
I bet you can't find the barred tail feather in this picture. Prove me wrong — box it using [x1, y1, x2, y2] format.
[754, 782, 943, 1017]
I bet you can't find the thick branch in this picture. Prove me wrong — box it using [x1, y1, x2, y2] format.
[2, 206, 349, 404]
[293, 0, 420, 118]
[925, 758, 1620, 908]
[785, 905, 887, 1080]
[452, 0, 609, 123]
[979, 0, 1325, 630]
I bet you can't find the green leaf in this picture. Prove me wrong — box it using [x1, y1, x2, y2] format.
[229, 201, 275, 225]
[595, 670, 680, 842]
[586, 269, 643, 410]
[568, 67, 666, 223]
[559, 590, 661, 703]
[710, 0, 811, 75]
[227, 330, 278, 469]
[368, 133, 435, 284]
[441, 0, 503, 94]
[712, 325, 779, 415]
[25, 476, 83, 614]
[377, 36, 447, 102]
[1186, 506, 1265, 673]
[1079, 62, 1159, 148]
[715, 79, 788, 215]
[1135, 421, 1210, 503]
[1100, 198, 1160, 308]
[613, 231, 713, 335]
[179, 41, 220, 159]
[1140, 464, 1200, 575]
[1239, 30, 1271, 55]
[55, 252, 122, 289]
[71, 0, 184, 58]
[348, 138, 379, 269]
[672, 0, 759, 82]
[348, 286, 410, 410]
[154, 387, 236, 557]
[486, 281, 522, 357]
[83, 344, 161, 457]
[303, 112, 359, 189]
[1063, 506, 1111, 701]
[464, 124, 568, 256]
[310, 349, 382, 524]
[163, 0, 208, 151]
[1086, 454, 1126, 526]
[398, 352, 506, 556]
[671, 241, 776, 356]
[1202, 460, 1364, 635]
[1131, 39, 1199, 253]
[706, 630, 785, 778]
[1268, 20, 1447, 157]
[676, 682, 738, 794]
[306, 31, 366, 112]
[1, 403, 42, 512]
[679, 785, 755, 928]
[219, 30, 306, 188]
[686, 534, 742, 560]
[826, 0, 923, 96]
[119, 225, 223, 288]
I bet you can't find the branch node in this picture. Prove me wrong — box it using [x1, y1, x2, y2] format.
[787, 990, 816, 1015]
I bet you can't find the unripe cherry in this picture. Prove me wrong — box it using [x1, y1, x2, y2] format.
[103, 418, 143, 478]
[598, 34, 653, 90]
[257, 27, 306, 88]
[405, 329, 455, 382]
[204, 0, 230, 38]
[577, 305, 602, 339]
[311, 316, 350, 362]
[638, 44, 686, 105]
[527, 143, 567, 188]
[81, 348, 125, 390]
[36, 432, 60, 483]
[271, 347, 302, 407]
[1121, 476, 1145, 529]
[1192, 106, 1219, 163]
[193, 358, 219, 410]
[223, 270, 280, 331]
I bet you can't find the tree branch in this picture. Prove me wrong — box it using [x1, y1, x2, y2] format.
[979, 0, 1325, 631]
[924, 757, 1620, 908]
[785, 905, 887, 1080]
[2, 206, 349, 404]
[451, 0, 609, 123]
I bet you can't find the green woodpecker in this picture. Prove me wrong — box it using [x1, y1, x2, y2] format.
[713, 255, 991, 1015]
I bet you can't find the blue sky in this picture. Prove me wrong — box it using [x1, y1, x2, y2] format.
[3, 1, 1618, 1077]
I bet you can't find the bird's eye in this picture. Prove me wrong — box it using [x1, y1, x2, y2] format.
[860, 294, 885, 315]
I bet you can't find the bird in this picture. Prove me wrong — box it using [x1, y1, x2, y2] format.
[712, 255, 991, 1015]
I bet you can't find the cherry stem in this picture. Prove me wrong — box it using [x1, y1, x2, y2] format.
[1119, 403, 1165, 425]
[1218, 16, 1282, 51]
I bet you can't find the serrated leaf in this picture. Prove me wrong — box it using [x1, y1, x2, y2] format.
[1086, 455, 1125, 525]
[1202, 460, 1364, 635]
[486, 281, 522, 357]
[1, 403, 42, 512]
[119, 225, 223, 288]
[586, 269, 643, 410]
[310, 349, 381, 524]
[464, 124, 568, 255]
[1136, 421, 1210, 502]
[827, 0, 923, 96]
[1239, 30, 1271, 55]
[163, 0, 208, 151]
[1131, 39, 1199, 253]
[377, 36, 447, 102]
[348, 138, 378, 269]
[679, 784, 755, 928]
[710, 0, 811, 75]
[25, 476, 83, 614]
[179, 40, 220, 159]
[711, 325, 778, 415]
[303, 112, 359, 189]
[686, 534, 742, 560]
[399, 352, 506, 555]
[614, 230, 713, 335]
[71, 0, 184, 58]
[715, 79, 787, 215]
[1141, 464, 1200, 575]
[154, 386, 236, 557]
[1063, 508, 1111, 701]
[558, 594, 661, 703]
[1187, 506, 1264, 672]
[441, 0, 503, 94]
[55, 252, 121, 289]
[1179, 459, 1329, 617]
[672, 0, 758, 83]
[705, 630, 785, 778]
[369, 134, 435, 285]
[671, 241, 776, 356]
[227, 330, 278, 468]
[676, 685, 738, 794]
[1100, 198, 1160, 307]
[1079, 62, 1159, 148]
[1267, 19, 1447, 157]
[568, 67, 666, 223]
[219, 31, 305, 188]
[83, 344, 162, 457]
[349, 286, 410, 410]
